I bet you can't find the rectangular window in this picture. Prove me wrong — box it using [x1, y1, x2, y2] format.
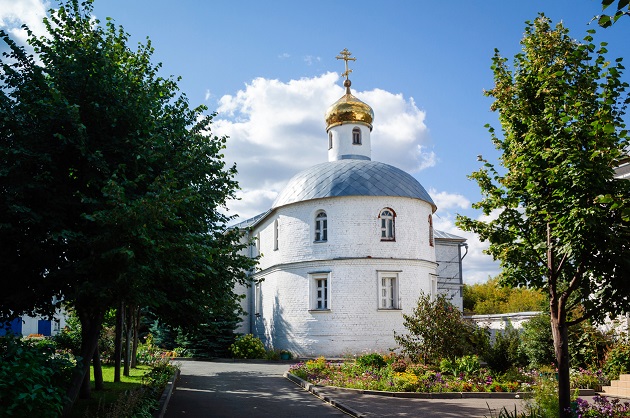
[378, 272, 399, 309]
[273, 219, 279, 250]
[316, 278, 328, 309]
[309, 273, 331, 311]
[255, 282, 262, 316]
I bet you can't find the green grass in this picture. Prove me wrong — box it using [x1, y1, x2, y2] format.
[69, 364, 151, 418]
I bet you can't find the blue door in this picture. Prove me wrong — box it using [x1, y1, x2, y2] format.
[38, 320, 52, 336]
[0, 318, 23, 336]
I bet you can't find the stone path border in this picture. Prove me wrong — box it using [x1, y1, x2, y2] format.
[154, 369, 180, 418]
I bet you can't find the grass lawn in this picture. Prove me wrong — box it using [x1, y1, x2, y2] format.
[69, 364, 151, 418]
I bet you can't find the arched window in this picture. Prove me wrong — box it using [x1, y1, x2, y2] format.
[428, 214, 434, 247]
[315, 211, 328, 242]
[352, 127, 361, 145]
[380, 208, 395, 241]
[328, 132, 333, 150]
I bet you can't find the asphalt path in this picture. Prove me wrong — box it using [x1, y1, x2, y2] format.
[163, 359, 348, 417]
[164, 359, 577, 418]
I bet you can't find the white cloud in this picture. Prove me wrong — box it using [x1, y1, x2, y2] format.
[303, 55, 320, 65]
[429, 189, 470, 210]
[0, 0, 49, 44]
[204, 89, 212, 101]
[215, 72, 433, 220]
[278, 52, 290, 59]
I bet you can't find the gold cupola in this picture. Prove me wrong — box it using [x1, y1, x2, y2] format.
[325, 49, 374, 132]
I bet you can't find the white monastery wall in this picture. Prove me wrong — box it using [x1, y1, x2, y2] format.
[252, 258, 435, 357]
[435, 241, 464, 311]
[253, 195, 435, 271]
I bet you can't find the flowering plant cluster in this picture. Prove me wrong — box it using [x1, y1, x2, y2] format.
[289, 354, 532, 393]
[572, 396, 630, 418]
[570, 368, 610, 391]
[228, 334, 267, 359]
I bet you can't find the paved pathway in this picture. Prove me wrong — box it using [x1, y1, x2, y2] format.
[164, 359, 577, 417]
[163, 360, 347, 417]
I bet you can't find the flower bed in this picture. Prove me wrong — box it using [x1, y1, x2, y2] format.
[289, 356, 533, 393]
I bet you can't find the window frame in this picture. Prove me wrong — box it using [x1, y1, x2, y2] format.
[314, 211, 328, 242]
[273, 219, 279, 250]
[309, 272, 331, 311]
[328, 132, 333, 150]
[379, 208, 396, 241]
[377, 272, 400, 310]
[352, 127, 362, 145]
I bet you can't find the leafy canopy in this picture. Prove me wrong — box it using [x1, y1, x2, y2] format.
[457, 15, 630, 325]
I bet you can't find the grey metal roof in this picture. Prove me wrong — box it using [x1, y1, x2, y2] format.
[272, 159, 436, 210]
[229, 209, 272, 230]
[434, 230, 466, 241]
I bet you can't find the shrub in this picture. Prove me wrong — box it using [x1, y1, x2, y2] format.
[484, 323, 528, 373]
[228, 334, 266, 359]
[519, 314, 555, 369]
[0, 335, 74, 417]
[356, 353, 386, 370]
[603, 340, 630, 380]
[395, 292, 481, 364]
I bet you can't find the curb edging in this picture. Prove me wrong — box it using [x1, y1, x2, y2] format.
[154, 368, 180, 418]
[284, 372, 366, 417]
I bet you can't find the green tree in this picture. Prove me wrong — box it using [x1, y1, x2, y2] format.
[395, 292, 484, 364]
[463, 276, 546, 315]
[0, 0, 255, 412]
[456, 15, 630, 417]
[598, 0, 630, 27]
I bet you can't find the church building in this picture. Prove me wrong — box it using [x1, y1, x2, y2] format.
[233, 50, 466, 357]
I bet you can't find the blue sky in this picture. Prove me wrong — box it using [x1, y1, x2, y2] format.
[1, 0, 629, 282]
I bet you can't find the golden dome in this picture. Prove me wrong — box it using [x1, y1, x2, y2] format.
[325, 80, 374, 132]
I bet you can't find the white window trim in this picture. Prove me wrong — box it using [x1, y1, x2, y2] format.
[352, 127, 362, 145]
[377, 271, 400, 310]
[314, 211, 328, 242]
[379, 208, 395, 241]
[309, 272, 331, 311]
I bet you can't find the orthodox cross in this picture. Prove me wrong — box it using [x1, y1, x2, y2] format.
[336, 48, 356, 80]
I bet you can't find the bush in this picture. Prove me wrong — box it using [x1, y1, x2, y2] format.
[519, 314, 555, 369]
[603, 340, 630, 380]
[484, 323, 528, 373]
[395, 292, 482, 364]
[0, 335, 74, 417]
[228, 334, 266, 359]
[356, 353, 387, 369]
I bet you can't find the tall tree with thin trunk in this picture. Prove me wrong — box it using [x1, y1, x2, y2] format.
[457, 15, 630, 417]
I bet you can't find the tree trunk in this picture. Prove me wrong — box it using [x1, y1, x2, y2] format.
[124, 304, 133, 377]
[114, 302, 124, 383]
[551, 304, 571, 418]
[93, 347, 104, 391]
[62, 309, 103, 416]
[79, 367, 91, 399]
[131, 306, 140, 368]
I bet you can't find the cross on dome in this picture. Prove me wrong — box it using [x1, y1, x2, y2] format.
[336, 48, 356, 83]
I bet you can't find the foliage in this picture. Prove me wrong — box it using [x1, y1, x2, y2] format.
[483, 325, 528, 373]
[395, 292, 482, 364]
[174, 305, 242, 358]
[456, 15, 630, 416]
[228, 334, 266, 359]
[440, 355, 481, 377]
[356, 353, 387, 370]
[520, 314, 556, 369]
[569, 368, 609, 390]
[603, 340, 630, 380]
[598, 0, 630, 27]
[0, 0, 256, 408]
[0, 335, 75, 417]
[524, 376, 559, 418]
[463, 276, 546, 315]
[289, 356, 532, 393]
[573, 395, 630, 417]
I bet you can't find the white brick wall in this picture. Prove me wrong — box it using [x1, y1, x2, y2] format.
[234, 194, 438, 356]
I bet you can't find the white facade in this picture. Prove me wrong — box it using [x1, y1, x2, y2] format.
[232, 72, 466, 357]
